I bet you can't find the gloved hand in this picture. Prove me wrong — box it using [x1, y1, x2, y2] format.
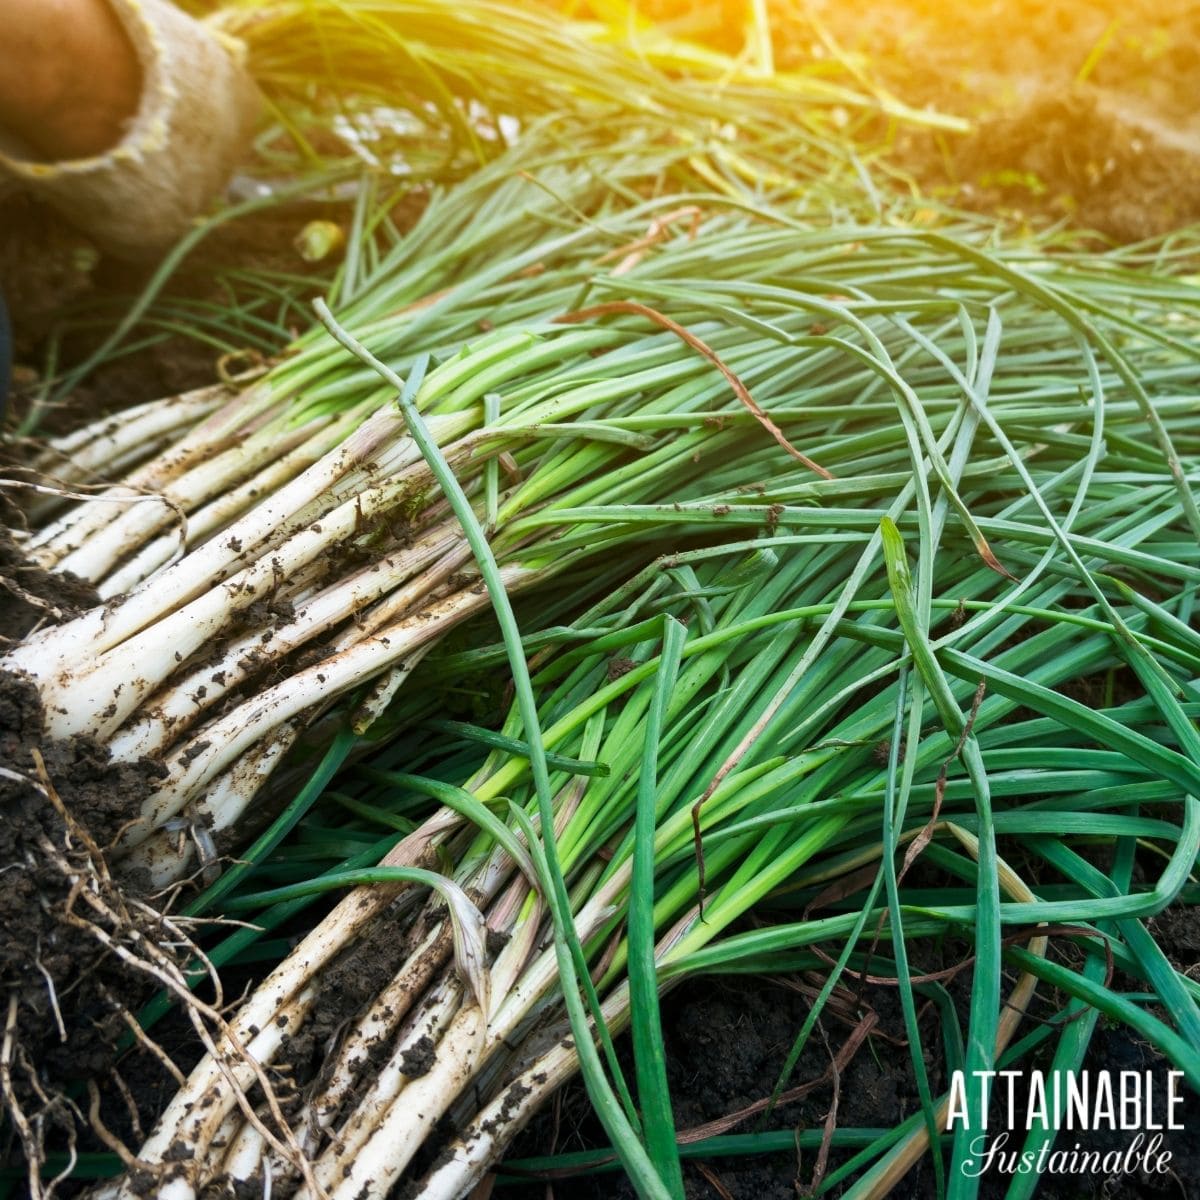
[0, 0, 261, 259]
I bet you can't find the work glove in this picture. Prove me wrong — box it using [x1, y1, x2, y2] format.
[0, 0, 261, 259]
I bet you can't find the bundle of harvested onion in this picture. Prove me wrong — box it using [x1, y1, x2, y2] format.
[112, 445, 1200, 1198]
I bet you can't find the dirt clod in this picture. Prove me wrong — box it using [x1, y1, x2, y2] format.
[399, 1034, 437, 1078]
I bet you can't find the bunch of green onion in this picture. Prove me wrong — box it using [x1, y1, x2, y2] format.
[7, 119, 1200, 900]
[34, 165, 1191, 1195]
[203, 0, 963, 150]
[108, 398, 1200, 1197]
[5, 6, 1199, 1197]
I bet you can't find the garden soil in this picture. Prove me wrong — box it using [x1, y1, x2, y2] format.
[633, 0, 1200, 242]
[3, 1, 1200, 1197]
[506, 909, 1200, 1199]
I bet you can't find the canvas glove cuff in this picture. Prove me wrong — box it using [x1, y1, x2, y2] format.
[0, 0, 261, 258]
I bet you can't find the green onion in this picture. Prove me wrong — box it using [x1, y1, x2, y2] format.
[115, 448, 1200, 1194]
[10, 131, 1200, 896]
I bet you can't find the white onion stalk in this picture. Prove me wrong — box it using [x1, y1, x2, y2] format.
[116, 809, 614, 1200]
[24, 381, 244, 516]
[113, 815, 465, 1187]
[24, 374, 280, 555]
[415, 913, 698, 1200]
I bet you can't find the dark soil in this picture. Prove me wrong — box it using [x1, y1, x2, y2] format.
[502, 971, 907, 1199]
[0, 190, 346, 438]
[502, 924, 1200, 1199]
[0, 665, 168, 1152]
[0, 526, 98, 640]
[806, 0, 1200, 241]
[0, 196, 211, 434]
[948, 89, 1200, 243]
